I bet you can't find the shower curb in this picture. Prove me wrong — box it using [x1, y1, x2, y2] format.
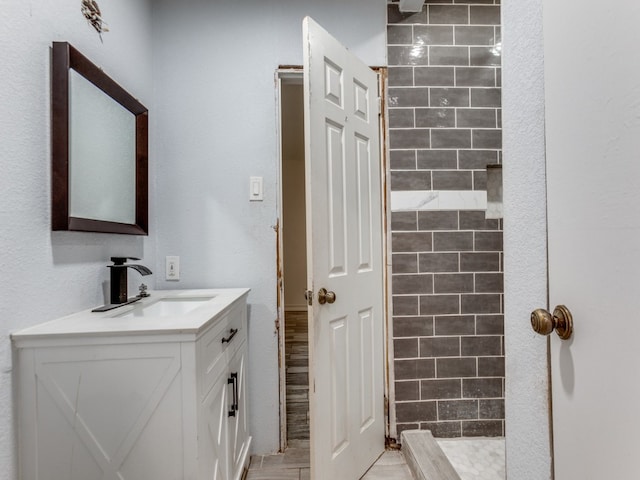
[401, 430, 462, 480]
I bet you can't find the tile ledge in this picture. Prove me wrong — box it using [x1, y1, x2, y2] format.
[401, 430, 462, 480]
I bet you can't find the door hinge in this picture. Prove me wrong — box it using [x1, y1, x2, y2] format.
[304, 290, 313, 306]
[377, 96, 382, 116]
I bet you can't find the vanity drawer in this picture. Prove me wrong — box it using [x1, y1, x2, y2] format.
[224, 302, 247, 356]
[197, 302, 247, 399]
[197, 316, 229, 399]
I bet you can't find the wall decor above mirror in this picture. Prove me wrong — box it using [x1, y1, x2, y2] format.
[51, 41, 148, 235]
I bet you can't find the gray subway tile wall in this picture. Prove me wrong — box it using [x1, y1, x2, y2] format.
[388, 1, 504, 438]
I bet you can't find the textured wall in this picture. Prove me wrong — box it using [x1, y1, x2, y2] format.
[387, 1, 505, 438]
[150, 0, 386, 454]
[502, 0, 552, 478]
[0, 1, 154, 478]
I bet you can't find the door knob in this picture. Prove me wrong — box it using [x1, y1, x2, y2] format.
[530, 305, 573, 340]
[317, 288, 336, 305]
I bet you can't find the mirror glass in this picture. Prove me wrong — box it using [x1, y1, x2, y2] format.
[52, 42, 148, 235]
[69, 70, 136, 224]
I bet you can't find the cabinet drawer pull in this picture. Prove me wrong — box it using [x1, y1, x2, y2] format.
[228, 372, 238, 417]
[221, 328, 238, 344]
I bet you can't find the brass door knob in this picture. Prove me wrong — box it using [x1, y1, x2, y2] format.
[531, 305, 573, 340]
[318, 288, 336, 305]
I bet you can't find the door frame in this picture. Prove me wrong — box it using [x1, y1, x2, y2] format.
[275, 67, 304, 450]
[274, 66, 393, 452]
[501, 1, 554, 478]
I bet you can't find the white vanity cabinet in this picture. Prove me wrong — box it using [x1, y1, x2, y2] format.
[12, 289, 251, 480]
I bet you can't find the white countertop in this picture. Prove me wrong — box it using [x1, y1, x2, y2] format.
[11, 288, 250, 344]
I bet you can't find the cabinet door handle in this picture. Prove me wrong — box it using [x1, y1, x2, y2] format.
[228, 372, 238, 417]
[221, 328, 238, 344]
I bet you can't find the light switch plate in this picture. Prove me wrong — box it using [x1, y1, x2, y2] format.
[249, 176, 263, 201]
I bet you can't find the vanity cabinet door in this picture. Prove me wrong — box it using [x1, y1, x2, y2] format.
[197, 300, 250, 480]
[200, 368, 230, 480]
[227, 338, 249, 480]
[17, 343, 184, 480]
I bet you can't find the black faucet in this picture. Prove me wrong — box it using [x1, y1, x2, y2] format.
[109, 257, 152, 304]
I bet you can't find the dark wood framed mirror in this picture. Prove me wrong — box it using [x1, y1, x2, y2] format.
[51, 41, 148, 235]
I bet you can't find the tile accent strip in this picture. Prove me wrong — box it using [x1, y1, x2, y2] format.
[391, 190, 487, 211]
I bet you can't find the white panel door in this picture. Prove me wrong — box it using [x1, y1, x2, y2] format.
[543, 1, 640, 478]
[303, 17, 385, 480]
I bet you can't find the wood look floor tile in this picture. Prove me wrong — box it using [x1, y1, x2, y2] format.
[285, 310, 310, 442]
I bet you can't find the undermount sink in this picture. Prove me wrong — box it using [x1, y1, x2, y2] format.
[115, 296, 215, 318]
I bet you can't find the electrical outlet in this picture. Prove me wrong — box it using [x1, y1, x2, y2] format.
[166, 256, 180, 281]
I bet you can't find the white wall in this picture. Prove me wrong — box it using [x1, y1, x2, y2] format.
[0, 1, 155, 478]
[502, 1, 552, 478]
[151, 0, 386, 453]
